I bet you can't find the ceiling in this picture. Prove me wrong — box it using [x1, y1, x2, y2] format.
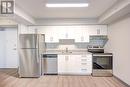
[16, 0, 118, 19]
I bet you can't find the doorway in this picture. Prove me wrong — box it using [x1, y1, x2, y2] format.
[0, 26, 18, 68]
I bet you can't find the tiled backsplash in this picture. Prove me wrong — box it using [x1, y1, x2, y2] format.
[89, 35, 108, 47]
[45, 35, 108, 50]
[45, 43, 59, 49]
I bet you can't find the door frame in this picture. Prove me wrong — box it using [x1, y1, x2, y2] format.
[0, 25, 18, 68]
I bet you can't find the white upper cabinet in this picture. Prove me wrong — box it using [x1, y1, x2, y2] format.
[19, 26, 36, 34]
[28, 26, 37, 34]
[74, 26, 89, 42]
[99, 26, 108, 35]
[88, 25, 107, 35]
[18, 24, 28, 34]
[44, 26, 59, 43]
[28, 25, 107, 43]
[38, 26, 76, 43]
[37, 26, 59, 43]
[57, 26, 75, 39]
[58, 26, 89, 42]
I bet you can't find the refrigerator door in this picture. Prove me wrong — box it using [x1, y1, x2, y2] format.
[38, 34, 45, 75]
[38, 34, 45, 54]
[19, 34, 45, 77]
[19, 49, 40, 77]
[19, 34, 37, 48]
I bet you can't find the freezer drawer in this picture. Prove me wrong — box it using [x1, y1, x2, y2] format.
[19, 49, 41, 77]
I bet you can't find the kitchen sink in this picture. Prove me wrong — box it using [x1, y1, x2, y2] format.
[61, 51, 73, 54]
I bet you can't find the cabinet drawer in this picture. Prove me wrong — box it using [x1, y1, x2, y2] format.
[80, 63, 92, 69]
[80, 62, 87, 65]
[81, 59, 87, 61]
[80, 68, 92, 73]
[81, 55, 87, 57]
[80, 68, 88, 73]
[86, 58, 92, 61]
[80, 58, 92, 62]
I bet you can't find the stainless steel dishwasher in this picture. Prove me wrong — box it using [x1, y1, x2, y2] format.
[42, 54, 58, 75]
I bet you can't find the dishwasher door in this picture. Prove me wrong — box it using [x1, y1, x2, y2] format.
[42, 54, 58, 75]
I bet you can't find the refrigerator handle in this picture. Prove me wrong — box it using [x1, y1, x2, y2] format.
[36, 35, 39, 63]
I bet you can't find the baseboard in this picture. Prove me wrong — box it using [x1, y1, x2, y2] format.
[0, 68, 18, 74]
[0, 68, 18, 70]
[0, 68, 19, 77]
[113, 75, 130, 87]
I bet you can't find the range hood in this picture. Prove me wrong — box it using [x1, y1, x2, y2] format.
[59, 39, 75, 45]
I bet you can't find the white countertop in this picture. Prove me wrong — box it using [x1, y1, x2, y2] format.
[42, 50, 92, 55]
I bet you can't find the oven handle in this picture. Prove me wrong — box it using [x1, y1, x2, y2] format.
[93, 55, 112, 57]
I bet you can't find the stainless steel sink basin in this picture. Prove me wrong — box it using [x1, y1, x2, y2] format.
[61, 51, 73, 54]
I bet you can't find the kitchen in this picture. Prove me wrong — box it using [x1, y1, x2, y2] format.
[0, 0, 130, 87]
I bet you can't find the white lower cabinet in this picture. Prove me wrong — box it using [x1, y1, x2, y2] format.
[75, 54, 92, 75]
[58, 55, 66, 74]
[58, 55, 76, 74]
[58, 54, 92, 75]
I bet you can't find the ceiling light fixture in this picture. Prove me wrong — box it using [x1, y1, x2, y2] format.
[46, 3, 89, 7]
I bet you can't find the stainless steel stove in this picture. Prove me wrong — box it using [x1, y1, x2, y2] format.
[88, 46, 113, 76]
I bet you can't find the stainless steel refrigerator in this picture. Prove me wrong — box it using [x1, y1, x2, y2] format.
[19, 34, 45, 77]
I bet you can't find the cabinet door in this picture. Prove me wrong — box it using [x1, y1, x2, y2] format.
[88, 25, 97, 35]
[95, 25, 107, 35]
[81, 28, 89, 42]
[99, 25, 107, 35]
[67, 55, 77, 74]
[58, 55, 77, 74]
[75, 26, 89, 42]
[74, 28, 82, 42]
[67, 26, 75, 39]
[88, 25, 107, 35]
[58, 26, 75, 39]
[58, 55, 66, 74]
[57, 26, 67, 39]
[19, 24, 28, 34]
[74, 55, 82, 74]
[45, 26, 59, 43]
[28, 26, 37, 34]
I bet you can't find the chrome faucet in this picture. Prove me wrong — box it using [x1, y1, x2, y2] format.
[65, 47, 68, 53]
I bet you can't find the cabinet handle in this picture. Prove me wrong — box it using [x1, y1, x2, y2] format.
[65, 56, 69, 61]
[50, 37, 53, 42]
[81, 55, 86, 57]
[81, 59, 87, 61]
[97, 29, 100, 35]
[81, 69, 87, 71]
[81, 63, 87, 65]
[81, 36, 84, 41]
[65, 33, 68, 38]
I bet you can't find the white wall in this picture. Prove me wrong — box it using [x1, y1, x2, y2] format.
[0, 19, 17, 26]
[104, 15, 130, 85]
[35, 18, 98, 25]
[0, 29, 6, 68]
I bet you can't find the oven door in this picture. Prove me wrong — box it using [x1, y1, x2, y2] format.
[92, 54, 113, 76]
[93, 55, 112, 69]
